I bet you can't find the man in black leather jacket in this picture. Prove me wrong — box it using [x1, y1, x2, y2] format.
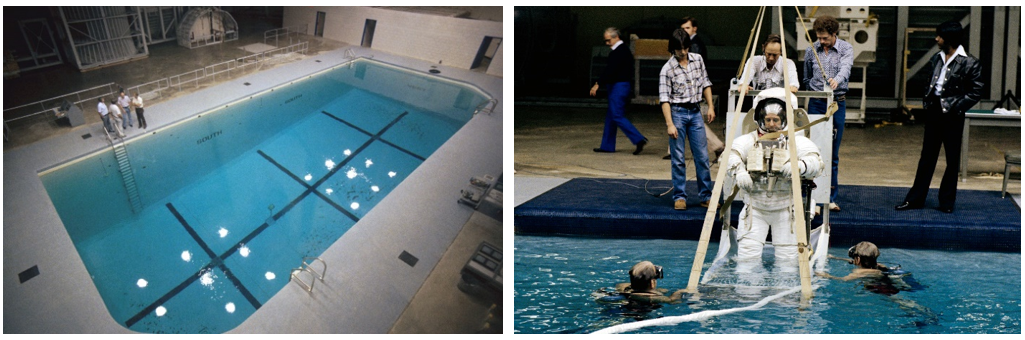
[896, 21, 983, 213]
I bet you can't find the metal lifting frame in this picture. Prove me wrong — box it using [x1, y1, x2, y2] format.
[686, 6, 823, 300]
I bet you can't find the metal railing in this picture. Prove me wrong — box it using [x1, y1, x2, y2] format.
[4, 41, 310, 144]
[290, 257, 326, 293]
[3, 83, 120, 124]
[473, 98, 499, 115]
[264, 24, 308, 47]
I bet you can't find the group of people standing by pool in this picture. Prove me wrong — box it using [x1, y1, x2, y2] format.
[97, 90, 148, 139]
[594, 17, 981, 305]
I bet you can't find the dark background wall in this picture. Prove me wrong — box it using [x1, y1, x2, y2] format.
[515, 6, 1015, 120]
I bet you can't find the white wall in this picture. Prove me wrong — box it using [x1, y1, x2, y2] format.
[487, 43, 503, 77]
[284, 7, 503, 77]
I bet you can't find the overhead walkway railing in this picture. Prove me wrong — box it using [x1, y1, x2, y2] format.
[4, 41, 309, 144]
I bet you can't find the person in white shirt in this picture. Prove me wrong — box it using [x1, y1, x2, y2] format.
[118, 91, 133, 129]
[131, 92, 147, 129]
[97, 98, 111, 133]
[740, 34, 799, 93]
[108, 99, 125, 137]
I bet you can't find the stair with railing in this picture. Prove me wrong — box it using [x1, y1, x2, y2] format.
[103, 124, 143, 213]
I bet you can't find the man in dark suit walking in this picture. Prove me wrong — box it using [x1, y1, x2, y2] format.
[679, 17, 706, 58]
[896, 21, 983, 213]
[591, 27, 647, 155]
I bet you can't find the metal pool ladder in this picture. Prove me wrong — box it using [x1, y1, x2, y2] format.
[474, 98, 498, 115]
[104, 125, 143, 214]
[344, 48, 357, 68]
[290, 257, 327, 293]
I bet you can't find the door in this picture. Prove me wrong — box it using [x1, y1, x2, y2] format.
[470, 36, 501, 72]
[361, 19, 376, 48]
[314, 11, 325, 37]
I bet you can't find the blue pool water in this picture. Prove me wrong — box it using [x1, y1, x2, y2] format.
[39, 60, 488, 333]
[514, 236, 1021, 334]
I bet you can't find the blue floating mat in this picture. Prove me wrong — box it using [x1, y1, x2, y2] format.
[514, 178, 1021, 251]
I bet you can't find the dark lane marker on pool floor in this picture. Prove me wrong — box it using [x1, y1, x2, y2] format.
[124, 204, 264, 328]
[321, 110, 426, 161]
[126, 111, 416, 329]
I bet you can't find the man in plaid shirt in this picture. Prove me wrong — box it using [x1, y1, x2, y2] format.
[803, 15, 853, 212]
[659, 28, 716, 211]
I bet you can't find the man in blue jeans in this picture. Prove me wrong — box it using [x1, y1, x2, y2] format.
[803, 15, 852, 212]
[591, 27, 647, 155]
[659, 28, 715, 210]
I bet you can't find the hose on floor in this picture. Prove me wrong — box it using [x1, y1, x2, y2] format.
[591, 285, 804, 334]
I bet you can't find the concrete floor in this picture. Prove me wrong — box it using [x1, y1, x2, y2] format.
[514, 103, 1021, 206]
[4, 12, 344, 151]
[4, 10, 503, 334]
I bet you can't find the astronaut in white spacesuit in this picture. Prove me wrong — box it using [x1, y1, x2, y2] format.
[728, 88, 824, 272]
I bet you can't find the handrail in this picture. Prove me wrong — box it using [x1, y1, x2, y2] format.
[4, 83, 118, 123]
[290, 256, 326, 293]
[302, 256, 327, 280]
[473, 98, 499, 115]
[5, 41, 308, 143]
[264, 24, 308, 47]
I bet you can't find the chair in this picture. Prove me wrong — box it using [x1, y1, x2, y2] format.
[1003, 150, 1020, 198]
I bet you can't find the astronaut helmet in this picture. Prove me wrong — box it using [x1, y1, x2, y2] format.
[753, 97, 788, 132]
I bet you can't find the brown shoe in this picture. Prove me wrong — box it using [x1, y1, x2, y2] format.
[700, 200, 710, 208]
[828, 203, 840, 212]
[674, 199, 687, 210]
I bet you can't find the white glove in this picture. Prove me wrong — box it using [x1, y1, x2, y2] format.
[735, 169, 754, 191]
[780, 161, 806, 178]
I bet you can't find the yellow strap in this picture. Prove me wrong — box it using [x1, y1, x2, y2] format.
[796, 7, 832, 90]
[735, 6, 767, 80]
[718, 184, 741, 222]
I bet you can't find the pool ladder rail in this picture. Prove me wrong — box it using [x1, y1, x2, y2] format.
[290, 257, 327, 293]
[474, 98, 498, 115]
[102, 124, 144, 214]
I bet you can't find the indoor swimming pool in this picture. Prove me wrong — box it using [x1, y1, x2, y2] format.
[38, 59, 490, 333]
[514, 236, 1021, 334]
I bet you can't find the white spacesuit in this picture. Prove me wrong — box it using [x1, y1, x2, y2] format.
[727, 89, 824, 270]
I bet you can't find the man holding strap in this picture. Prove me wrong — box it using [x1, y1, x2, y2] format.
[803, 15, 852, 212]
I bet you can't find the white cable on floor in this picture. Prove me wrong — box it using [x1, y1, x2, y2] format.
[591, 285, 804, 334]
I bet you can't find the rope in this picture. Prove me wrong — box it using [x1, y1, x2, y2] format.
[795, 6, 839, 107]
[592, 286, 804, 334]
[735, 6, 767, 80]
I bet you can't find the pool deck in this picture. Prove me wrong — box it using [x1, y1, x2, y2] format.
[514, 102, 1021, 252]
[3, 46, 503, 333]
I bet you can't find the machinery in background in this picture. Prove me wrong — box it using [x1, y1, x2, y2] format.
[458, 174, 502, 221]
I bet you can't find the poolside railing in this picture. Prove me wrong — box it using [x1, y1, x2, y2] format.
[473, 98, 499, 115]
[290, 257, 326, 293]
[2, 83, 120, 124]
[3, 41, 309, 144]
[264, 24, 308, 48]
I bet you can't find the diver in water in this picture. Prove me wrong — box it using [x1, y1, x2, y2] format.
[817, 241, 935, 325]
[595, 261, 689, 305]
[816, 241, 887, 281]
[818, 241, 926, 294]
